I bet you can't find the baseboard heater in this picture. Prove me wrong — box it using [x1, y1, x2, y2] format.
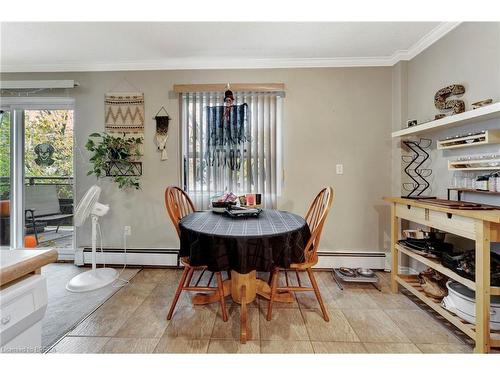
[77, 248, 387, 270]
[316, 251, 387, 270]
[77, 248, 180, 267]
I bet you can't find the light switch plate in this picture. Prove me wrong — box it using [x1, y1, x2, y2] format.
[336, 164, 344, 175]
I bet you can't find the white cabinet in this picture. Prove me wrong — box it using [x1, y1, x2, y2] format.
[0, 275, 48, 352]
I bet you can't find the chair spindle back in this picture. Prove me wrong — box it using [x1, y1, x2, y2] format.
[303, 187, 334, 262]
[165, 186, 196, 236]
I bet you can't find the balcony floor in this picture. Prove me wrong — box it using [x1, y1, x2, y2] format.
[37, 226, 73, 249]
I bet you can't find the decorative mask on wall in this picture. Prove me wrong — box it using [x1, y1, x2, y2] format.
[34, 143, 55, 166]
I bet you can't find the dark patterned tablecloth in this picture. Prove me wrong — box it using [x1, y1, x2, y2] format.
[179, 209, 310, 274]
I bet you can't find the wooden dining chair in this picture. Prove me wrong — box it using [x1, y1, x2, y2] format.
[164, 186, 228, 322]
[266, 186, 334, 322]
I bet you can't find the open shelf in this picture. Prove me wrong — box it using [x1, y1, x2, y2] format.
[448, 158, 500, 171]
[392, 103, 500, 138]
[396, 244, 473, 290]
[448, 188, 500, 196]
[396, 243, 500, 295]
[396, 274, 477, 339]
[395, 274, 500, 344]
[437, 130, 500, 150]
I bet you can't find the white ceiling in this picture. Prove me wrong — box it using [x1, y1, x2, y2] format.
[0, 22, 460, 72]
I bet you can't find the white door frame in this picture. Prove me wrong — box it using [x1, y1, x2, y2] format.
[1, 97, 76, 256]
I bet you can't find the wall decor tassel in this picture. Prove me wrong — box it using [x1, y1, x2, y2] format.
[154, 106, 170, 161]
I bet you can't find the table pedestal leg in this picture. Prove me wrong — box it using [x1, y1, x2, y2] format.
[190, 269, 295, 343]
[256, 278, 295, 303]
[230, 270, 255, 343]
[191, 279, 231, 305]
[240, 285, 247, 343]
[231, 270, 257, 303]
[191, 271, 295, 305]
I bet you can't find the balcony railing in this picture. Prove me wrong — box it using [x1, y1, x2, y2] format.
[0, 175, 73, 186]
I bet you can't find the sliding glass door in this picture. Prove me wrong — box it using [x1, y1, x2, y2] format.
[0, 98, 75, 253]
[24, 109, 74, 249]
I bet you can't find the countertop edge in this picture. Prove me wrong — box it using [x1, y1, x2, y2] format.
[0, 249, 58, 287]
[383, 196, 500, 223]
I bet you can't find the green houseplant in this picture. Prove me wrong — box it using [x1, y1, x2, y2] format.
[85, 132, 143, 190]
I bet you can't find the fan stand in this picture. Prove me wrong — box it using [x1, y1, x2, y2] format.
[66, 215, 118, 292]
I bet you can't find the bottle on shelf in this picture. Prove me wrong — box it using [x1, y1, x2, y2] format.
[475, 174, 489, 191]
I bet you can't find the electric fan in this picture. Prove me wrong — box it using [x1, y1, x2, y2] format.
[66, 185, 118, 292]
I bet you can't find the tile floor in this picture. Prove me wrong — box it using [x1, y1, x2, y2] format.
[48, 268, 478, 354]
[41, 263, 139, 348]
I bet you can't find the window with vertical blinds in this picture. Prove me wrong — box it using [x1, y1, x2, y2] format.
[180, 91, 283, 209]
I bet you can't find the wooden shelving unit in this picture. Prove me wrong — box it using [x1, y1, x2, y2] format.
[385, 197, 500, 353]
[448, 158, 500, 171]
[396, 243, 500, 295]
[437, 130, 500, 150]
[391, 103, 500, 138]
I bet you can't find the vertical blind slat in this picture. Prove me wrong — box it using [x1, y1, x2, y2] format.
[269, 95, 276, 207]
[199, 92, 205, 208]
[258, 95, 265, 201]
[253, 93, 259, 192]
[246, 94, 253, 193]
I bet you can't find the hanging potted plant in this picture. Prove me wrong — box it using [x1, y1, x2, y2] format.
[85, 132, 143, 190]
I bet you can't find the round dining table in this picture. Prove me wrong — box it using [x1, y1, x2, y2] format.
[179, 208, 310, 342]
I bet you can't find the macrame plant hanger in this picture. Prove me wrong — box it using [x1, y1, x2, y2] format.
[154, 106, 171, 160]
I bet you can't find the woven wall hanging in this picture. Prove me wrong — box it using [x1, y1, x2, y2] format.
[154, 106, 171, 161]
[105, 92, 145, 134]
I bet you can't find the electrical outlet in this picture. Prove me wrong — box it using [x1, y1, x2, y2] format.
[124, 226, 132, 236]
[336, 164, 344, 175]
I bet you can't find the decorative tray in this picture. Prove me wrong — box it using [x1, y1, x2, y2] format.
[224, 207, 262, 218]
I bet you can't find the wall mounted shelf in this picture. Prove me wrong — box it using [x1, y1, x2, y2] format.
[448, 188, 500, 195]
[392, 103, 500, 138]
[448, 158, 500, 171]
[447, 188, 500, 201]
[437, 129, 500, 150]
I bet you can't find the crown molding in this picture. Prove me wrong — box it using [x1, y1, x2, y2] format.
[0, 22, 461, 73]
[0, 56, 397, 72]
[388, 21, 462, 64]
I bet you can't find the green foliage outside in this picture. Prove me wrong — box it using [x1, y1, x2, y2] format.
[0, 110, 74, 200]
[0, 112, 11, 199]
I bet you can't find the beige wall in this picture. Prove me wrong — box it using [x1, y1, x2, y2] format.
[1, 67, 393, 253]
[403, 22, 500, 203]
[407, 22, 500, 124]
